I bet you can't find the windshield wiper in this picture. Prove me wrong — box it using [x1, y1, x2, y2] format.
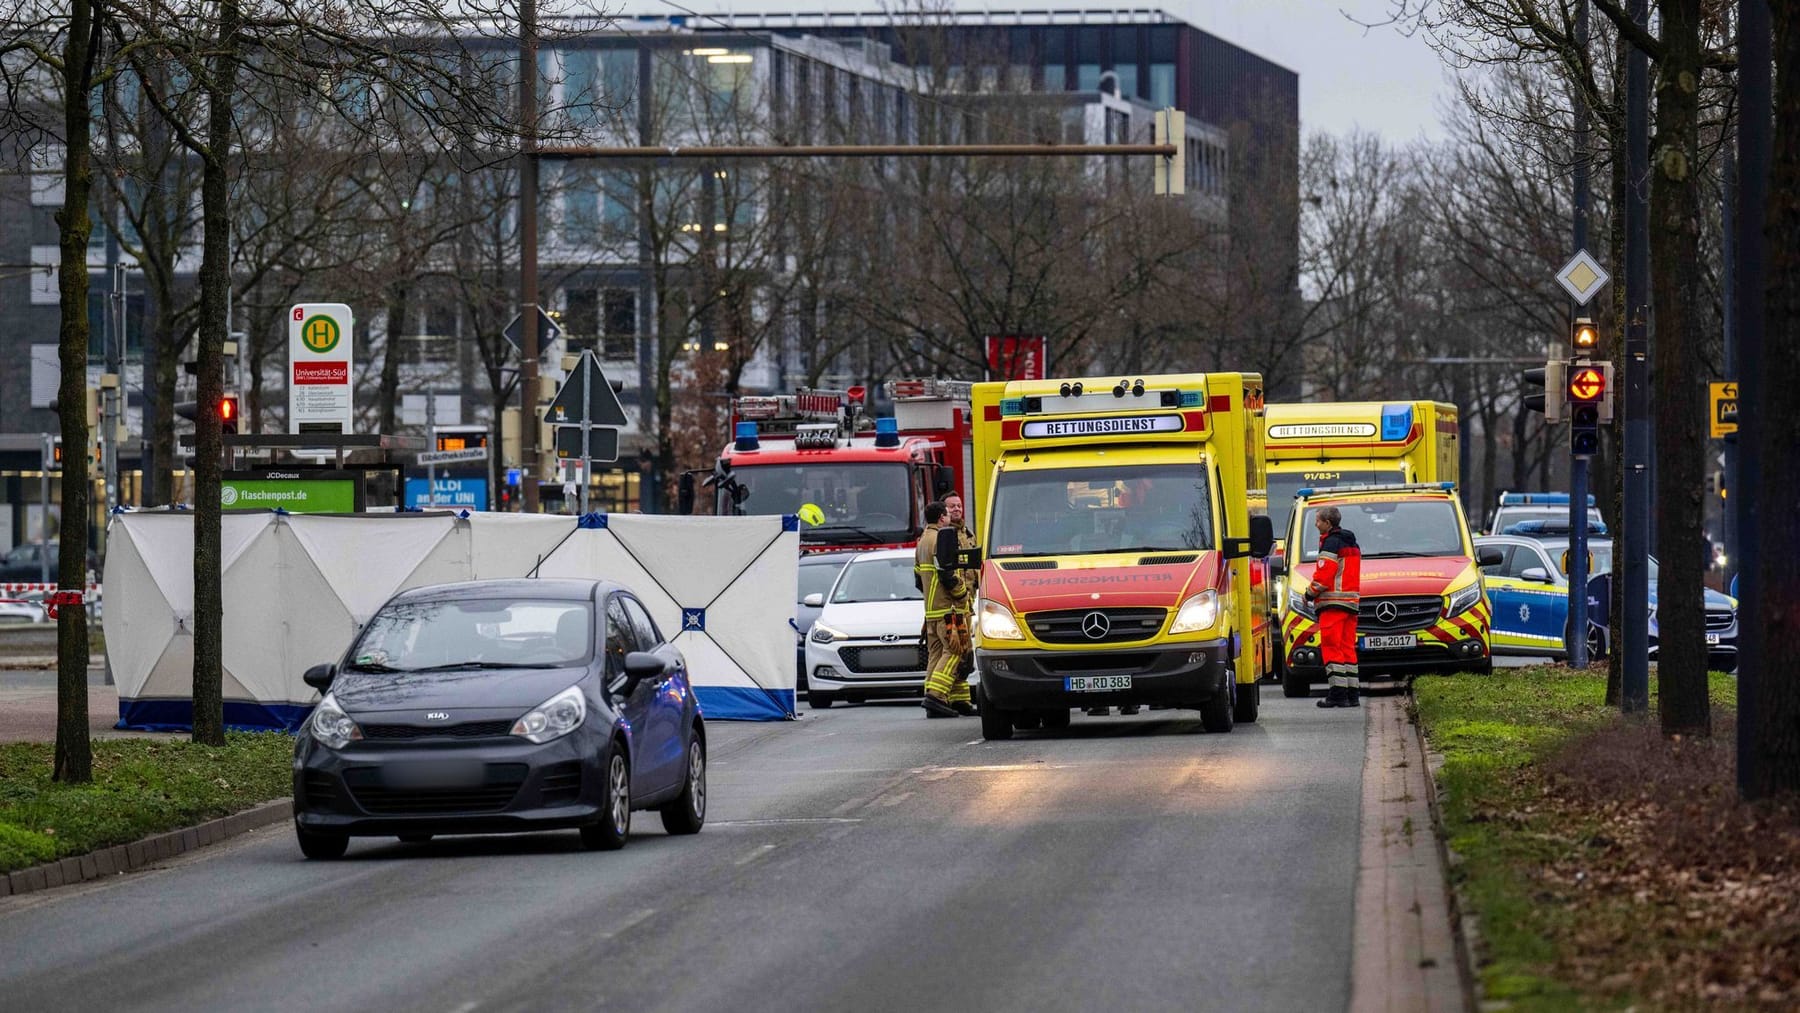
[1361, 551, 1443, 559]
[345, 661, 406, 673]
[406, 661, 562, 672]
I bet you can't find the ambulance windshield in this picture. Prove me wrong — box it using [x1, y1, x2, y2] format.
[987, 465, 1214, 557]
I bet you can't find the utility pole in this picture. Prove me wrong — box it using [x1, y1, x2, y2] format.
[1568, 0, 1593, 669]
[1734, 0, 1770, 793]
[518, 0, 541, 513]
[425, 390, 438, 509]
[39, 435, 52, 585]
[1622, 0, 1652, 713]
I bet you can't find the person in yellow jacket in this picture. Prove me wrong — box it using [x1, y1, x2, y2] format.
[916, 498, 974, 718]
[944, 494, 979, 712]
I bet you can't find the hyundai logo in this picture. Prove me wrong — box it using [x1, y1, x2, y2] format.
[880, 633, 900, 643]
[1081, 611, 1111, 639]
[1374, 601, 1399, 624]
[425, 711, 450, 721]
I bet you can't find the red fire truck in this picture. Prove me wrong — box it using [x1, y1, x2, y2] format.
[685, 380, 974, 552]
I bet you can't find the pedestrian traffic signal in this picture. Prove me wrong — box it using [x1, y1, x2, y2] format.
[1522, 360, 1566, 422]
[1571, 316, 1602, 356]
[218, 394, 240, 435]
[1567, 365, 1607, 456]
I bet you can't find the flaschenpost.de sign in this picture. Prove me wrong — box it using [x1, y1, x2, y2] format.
[289, 303, 355, 434]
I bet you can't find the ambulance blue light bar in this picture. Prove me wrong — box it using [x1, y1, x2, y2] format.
[734, 422, 759, 451]
[1497, 492, 1597, 506]
[1380, 404, 1414, 441]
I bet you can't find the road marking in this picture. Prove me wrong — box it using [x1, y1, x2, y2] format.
[734, 844, 778, 866]
[709, 816, 864, 824]
[599, 908, 657, 939]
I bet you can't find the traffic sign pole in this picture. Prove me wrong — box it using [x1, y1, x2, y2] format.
[426, 392, 437, 509]
[579, 361, 591, 516]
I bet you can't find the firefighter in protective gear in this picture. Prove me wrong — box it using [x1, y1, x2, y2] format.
[943, 494, 979, 715]
[1305, 506, 1362, 708]
[916, 500, 972, 718]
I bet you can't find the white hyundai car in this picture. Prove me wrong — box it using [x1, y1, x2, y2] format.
[803, 549, 927, 709]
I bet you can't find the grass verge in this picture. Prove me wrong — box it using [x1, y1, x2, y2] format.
[0, 734, 292, 874]
[1415, 666, 1797, 1012]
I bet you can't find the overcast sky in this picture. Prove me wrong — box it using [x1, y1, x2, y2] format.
[619, 1, 1457, 141]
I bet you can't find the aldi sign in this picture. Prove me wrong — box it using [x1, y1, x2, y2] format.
[289, 303, 355, 434]
[405, 477, 489, 510]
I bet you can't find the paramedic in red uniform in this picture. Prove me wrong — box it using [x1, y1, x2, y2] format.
[1305, 506, 1362, 708]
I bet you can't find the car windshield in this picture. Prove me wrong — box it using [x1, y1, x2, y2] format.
[348, 598, 593, 671]
[1299, 499, 1464, 561]
[727, 462, 912, 542]
[799, 558, 848, 602]
[988, 464, 1214, 557]
[831, 556, 924, 603]
[1266, 468, 1403, 534]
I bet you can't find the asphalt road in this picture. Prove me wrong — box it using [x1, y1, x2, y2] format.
[0, 694, 1367, 1013]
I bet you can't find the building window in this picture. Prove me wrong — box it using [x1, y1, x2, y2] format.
[602, 289, 637, 361]
[565, 288, 599, 346]
[30, 246, 58, 305]
[1150, 63, 1176, 108]
[1043, 62, 1065, 91]
[563, 165, 601, 240]
[30, 143, 64, 205]
[563, 49, 600, 130]
[602, 170, 637, 238]
[1114, 65, 1138, 99]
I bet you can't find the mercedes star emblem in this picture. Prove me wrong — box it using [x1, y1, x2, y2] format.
[1081, 611, 1111, 639]
[1374, 601, 1399, 624]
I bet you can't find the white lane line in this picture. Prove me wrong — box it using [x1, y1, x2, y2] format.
[599, 908, 657, 940]
[734, 844, 779, 866]
[709, 817, 863, 827]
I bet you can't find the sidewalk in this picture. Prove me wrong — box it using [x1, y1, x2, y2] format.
[0, 669, 172, 743]
[1350, 696, 1470, 1013]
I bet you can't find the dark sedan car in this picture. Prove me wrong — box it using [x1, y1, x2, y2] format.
[292, 579, 706, 859]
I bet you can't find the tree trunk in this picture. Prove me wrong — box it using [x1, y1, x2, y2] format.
[147, 309, 179, 506]
[1605, 39, 1631, 706]
[379, 284, 407, 434]
[1649, 0, 1709, 736]
[52, 0, 99, 784]
[1748, 2, 1800, 791]
[191, 0, 241, 746]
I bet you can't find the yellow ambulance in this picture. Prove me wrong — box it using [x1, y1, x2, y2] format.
[1263, 401, 1459, 537]
[967, 373, 1276, 739]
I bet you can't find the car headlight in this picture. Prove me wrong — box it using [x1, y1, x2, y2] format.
[1445, 583, 1483, 617]
[1170, 589, 1220, 634]
[1288, 588, 1317, 619]
[810, 622, 849, 644]
[977, 598, 1024, 640]
[309, 693, 362, 750]
[511, 685, 587, 744]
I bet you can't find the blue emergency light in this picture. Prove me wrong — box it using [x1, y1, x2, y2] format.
[734, 422, 760, 451]
[873, 416, 901, 447]
[1380, 404, 1414, 441]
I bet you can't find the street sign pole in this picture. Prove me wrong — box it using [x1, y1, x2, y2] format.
[39, 434, 52, 585]
[579, 360, 591, 516]
[1622, 0, 1651, 713]
[426, 391, 437, 510]
[1568, 0, 1592, 669]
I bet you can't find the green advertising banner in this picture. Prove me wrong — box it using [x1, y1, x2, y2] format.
[221, 476, 358, 513]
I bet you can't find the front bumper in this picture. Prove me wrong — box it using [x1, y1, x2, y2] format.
[804, 637, 927, 696]
[975, 641, 1229, 710]
[1284, 605, 1491, 676]
[292, 726, 608, 837]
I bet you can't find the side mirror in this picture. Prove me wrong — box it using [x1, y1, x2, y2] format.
[302, 663, 336, 692]
[1476, 547, 1505, 567]
[1269, 555, 1287, 579]
[622, 651, 667, 685]
[1520, 567, 1553, 584]
[677, 473, 696, 515]
[1248, 515, 1275, 559]
[802, 592, 824, 608]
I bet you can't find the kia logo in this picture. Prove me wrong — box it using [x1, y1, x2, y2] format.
[425, 711, 450, 721]
[1375, 601, 1399, 624]
[1081, 611, 1111, 639]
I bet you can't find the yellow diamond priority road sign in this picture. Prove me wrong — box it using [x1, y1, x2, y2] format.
[1556, 249, 1611, 306]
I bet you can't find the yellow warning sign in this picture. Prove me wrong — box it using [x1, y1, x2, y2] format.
[1710, 381, 1738, 438]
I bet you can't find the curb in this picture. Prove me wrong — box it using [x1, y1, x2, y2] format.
[0, 797, 292, 899]
[1406, 700, 1486, 1013]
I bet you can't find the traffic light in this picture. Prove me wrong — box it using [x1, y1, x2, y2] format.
[218, 394, 240, 435]
[1522, 360, 1566, 422]
[1571, 316, 1602, 356]
[1567, 364, 1608, 456]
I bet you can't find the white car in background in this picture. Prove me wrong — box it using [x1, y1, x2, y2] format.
[803, 549, 927, 709]
[0, 597, 47, 624]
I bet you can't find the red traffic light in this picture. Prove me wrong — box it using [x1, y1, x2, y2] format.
[1567, 366, 1605, 403]
[219, 396, 237, 421]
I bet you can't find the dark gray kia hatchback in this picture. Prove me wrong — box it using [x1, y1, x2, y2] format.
[292, 579, 705, 859]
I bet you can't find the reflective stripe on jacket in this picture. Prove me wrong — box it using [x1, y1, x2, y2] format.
[1309, 527, 1362, 612]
